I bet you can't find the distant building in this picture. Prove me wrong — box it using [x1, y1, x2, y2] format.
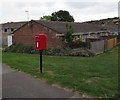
[0, 21, 26, 45]
[12, 20, 118, 48]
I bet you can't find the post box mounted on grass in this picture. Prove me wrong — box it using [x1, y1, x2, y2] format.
[35, 34, 47, 73]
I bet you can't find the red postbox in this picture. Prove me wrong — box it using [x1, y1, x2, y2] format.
[35, 34, 47, 50]
[35, 34, 47, 73]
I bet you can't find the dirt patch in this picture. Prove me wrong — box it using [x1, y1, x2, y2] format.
[85, 77, 101, 83]
[85, 79, 92, 83]
[45, 70, 54, 75]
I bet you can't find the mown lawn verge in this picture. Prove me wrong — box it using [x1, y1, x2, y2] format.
[2, 46, 119, 98]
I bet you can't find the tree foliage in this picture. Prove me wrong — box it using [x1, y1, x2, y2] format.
[40, 10, 74, 22]
[64, 24, 74, 46]
[51, 10, 74, 22]
[40, 15, 51, 21]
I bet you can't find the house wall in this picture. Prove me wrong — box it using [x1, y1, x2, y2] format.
[81, 34, 88, 42]
[89, 33, 99, 38]
[13, 21, 63, 48]
[2, 36, 7, 45]
[1, 27, 17, 45]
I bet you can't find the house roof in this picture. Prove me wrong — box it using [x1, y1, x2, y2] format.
[1, 21, 27, 29]
[11, 20, 118, 35]
[33, 20, 118, 34]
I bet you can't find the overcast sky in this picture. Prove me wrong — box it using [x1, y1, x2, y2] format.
[0, 0, 119, 23]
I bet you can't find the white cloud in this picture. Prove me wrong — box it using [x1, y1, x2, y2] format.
[0, 0, 119, 23]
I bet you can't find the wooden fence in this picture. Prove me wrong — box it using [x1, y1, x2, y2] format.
[117, 38, 120, 44]
[90, 38, 118, 54]
[106, 38, 117, 50]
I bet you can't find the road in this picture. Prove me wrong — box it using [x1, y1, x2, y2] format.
[1, 64, 83, 99]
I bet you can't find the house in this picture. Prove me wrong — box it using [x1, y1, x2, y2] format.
[13, 20, 64, 48]
[0, 21, 26, 46]
[12, 20, 118, 48]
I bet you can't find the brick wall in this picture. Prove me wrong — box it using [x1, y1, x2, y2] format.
[13, 21, 64, 48]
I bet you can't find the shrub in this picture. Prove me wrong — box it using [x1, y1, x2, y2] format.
[68, 48, 95, 57]
[43, 48, 67, 56]
[43, 47, 95, 57]
[4, 44, 35, 54]
[4, 44, 95, 57]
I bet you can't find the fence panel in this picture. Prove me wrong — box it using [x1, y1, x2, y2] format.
[90, 38, 117, 55]
[117, 38, 120, 44]
[107, 38, 117, 50]
[114, 38, 117, 46]
[90, 40, 105, 54]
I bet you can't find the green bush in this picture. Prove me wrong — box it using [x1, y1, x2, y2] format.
[4, 44, 35, 54]
[43, 48, 67, 56]
[43, 47, 95, 57]
[68, 48, 95, 57]
[4, 44, 95, 56]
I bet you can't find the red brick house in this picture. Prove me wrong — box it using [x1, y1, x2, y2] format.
[13, 20, 118, 48]
[13, 20, 64, 48]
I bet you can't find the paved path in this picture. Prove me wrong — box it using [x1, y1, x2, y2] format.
[2, 64, 83, 99]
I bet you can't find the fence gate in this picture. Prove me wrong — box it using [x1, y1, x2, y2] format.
[90, 40, 105, 54]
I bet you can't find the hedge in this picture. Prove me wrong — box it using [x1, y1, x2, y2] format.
[4, 44, 95, 57]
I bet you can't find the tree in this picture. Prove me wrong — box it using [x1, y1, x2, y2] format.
[51, 10, 74, 22]
[64, 24, 74, 47]
[40, 16, 51, 21]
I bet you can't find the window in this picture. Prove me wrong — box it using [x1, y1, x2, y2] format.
[11, 28, 14, 32]
[100, 28, 107, 31]
[4, 28, 7, 32]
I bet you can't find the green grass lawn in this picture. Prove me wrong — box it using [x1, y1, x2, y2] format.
[2, 46, 118, 98]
